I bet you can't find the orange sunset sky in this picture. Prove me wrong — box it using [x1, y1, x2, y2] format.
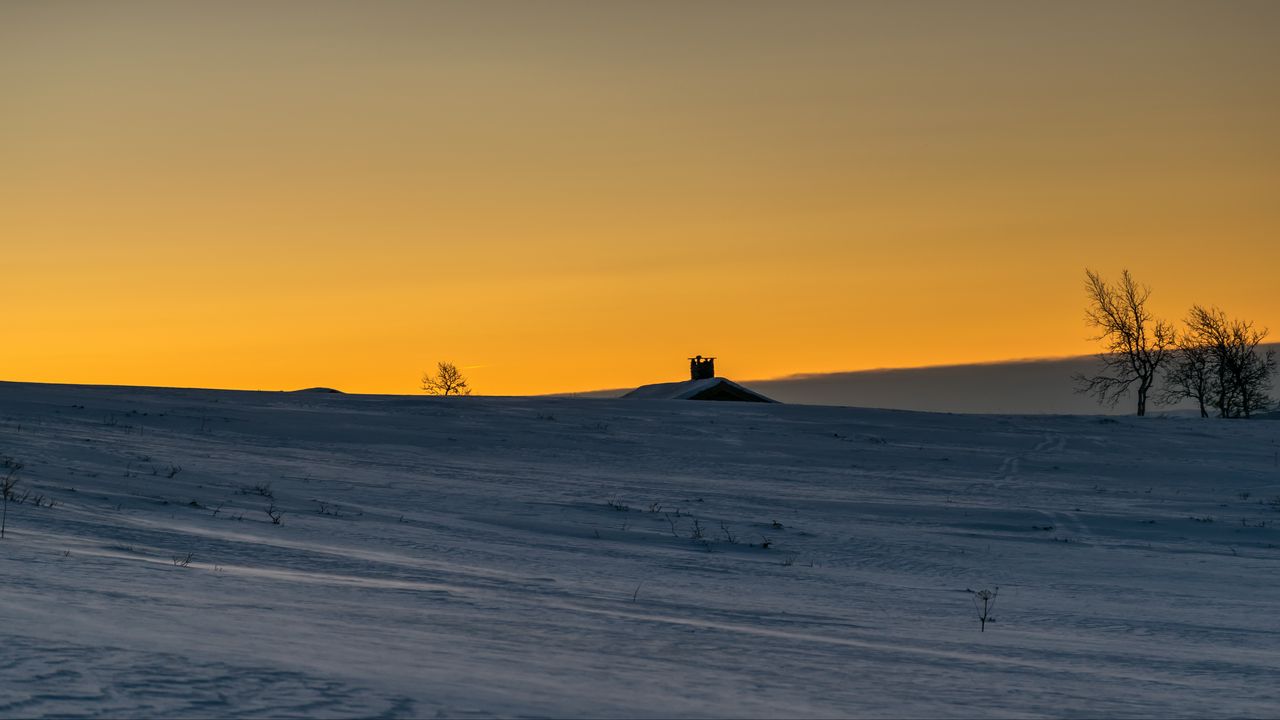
[3, 1, 1279, 395]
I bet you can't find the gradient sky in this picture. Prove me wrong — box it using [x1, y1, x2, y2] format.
[4, 0, 1279, 395]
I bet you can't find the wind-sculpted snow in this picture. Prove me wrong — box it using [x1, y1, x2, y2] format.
[1, 381, 1278, 717]
[0, 634, 414, 718]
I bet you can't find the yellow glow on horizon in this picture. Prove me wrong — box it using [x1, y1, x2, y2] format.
[4, 1, 1279, 395]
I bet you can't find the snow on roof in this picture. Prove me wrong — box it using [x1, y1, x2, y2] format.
[622, 377, 776, 402]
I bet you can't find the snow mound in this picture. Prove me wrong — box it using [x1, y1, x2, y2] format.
[623, 376, 776, 402]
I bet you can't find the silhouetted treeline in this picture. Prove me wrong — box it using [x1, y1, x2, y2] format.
[1076, 269, 1275, 417]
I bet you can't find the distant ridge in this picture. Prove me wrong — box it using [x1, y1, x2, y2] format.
[566, 345, 1280, 415]
[746, 356, 1133, 414]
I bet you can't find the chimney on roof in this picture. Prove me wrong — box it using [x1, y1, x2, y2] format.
[689, 355, 715, 380]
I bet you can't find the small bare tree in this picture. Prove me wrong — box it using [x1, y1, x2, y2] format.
[421, 361, 471, 396]
[1161, 340, 1214, 418]
[2, 462, 22, 540]
[1074, 269, 1175, 416]
[1237, 345, 1276, 417]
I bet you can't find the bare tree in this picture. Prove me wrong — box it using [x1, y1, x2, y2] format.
[1160, 340, 1213, 418]
[1186, 306, 1235, 417]
[1236, 344, 1276, 417]
[422, 361, 471, 396]
[1074, 269, 1176, 416]
[1185, 306, 1275, 418]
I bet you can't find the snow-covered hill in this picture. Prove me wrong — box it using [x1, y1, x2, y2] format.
[1, 380, 1278, 717]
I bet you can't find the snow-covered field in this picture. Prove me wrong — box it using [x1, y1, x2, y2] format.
[2, 380, 1278, 718]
